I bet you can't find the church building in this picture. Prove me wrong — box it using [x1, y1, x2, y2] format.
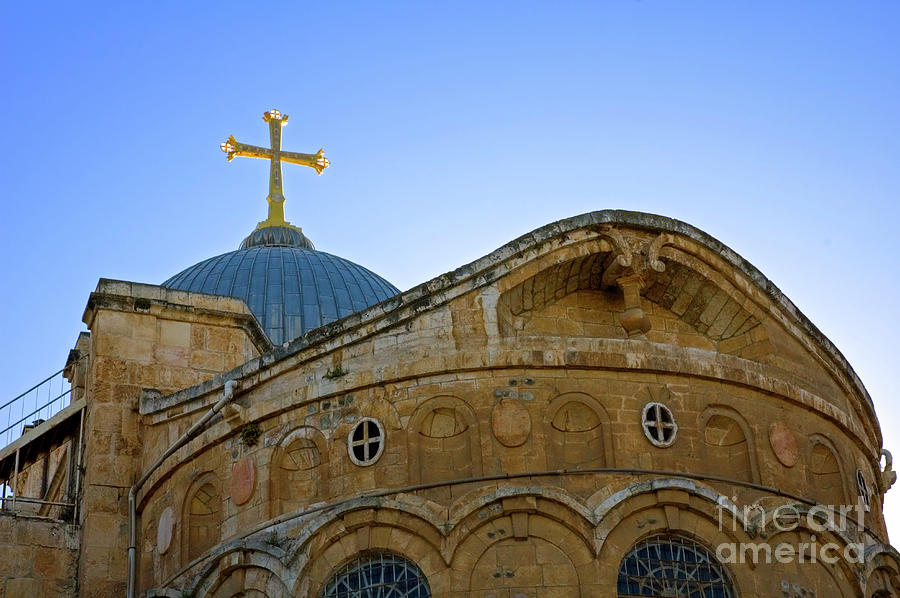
[1, 110, 898, 597]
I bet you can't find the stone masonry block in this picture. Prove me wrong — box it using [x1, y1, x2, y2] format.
[95, 310, 136, 338]
[17, 520, 65, 549]
[94, 335, 153, 361]
[5, 578, 41, 596]
[158, 320, 191, 348]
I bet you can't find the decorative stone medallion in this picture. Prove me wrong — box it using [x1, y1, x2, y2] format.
[156, 506, 174, 554]
[230, 456, 257, 506]
[768, 422, 799, 468]
[491, 399, 531, 447]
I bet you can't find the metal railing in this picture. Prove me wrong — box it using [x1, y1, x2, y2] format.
[0, 368, 72, 451]
[0, 370, 84, 521]
[0, 367, 78, 520]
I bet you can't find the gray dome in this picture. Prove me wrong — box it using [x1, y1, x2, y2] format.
[162, 239, 399, 345]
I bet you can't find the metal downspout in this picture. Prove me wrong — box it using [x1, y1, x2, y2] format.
[126, 379, 239, 598]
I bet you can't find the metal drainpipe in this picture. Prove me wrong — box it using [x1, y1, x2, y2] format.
[72, 407, 85, 524]
[126, 379, 239, 598]
[11, 448, 19, 513]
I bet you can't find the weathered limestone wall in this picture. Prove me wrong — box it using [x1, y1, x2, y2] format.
[130, 215, 896, 597]
[0, 513, 79, 597]
[136, 364, 887, 596]
[77, 280, 269, 597]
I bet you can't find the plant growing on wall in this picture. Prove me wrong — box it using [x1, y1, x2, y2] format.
[324, 364, 348, 380]
[240, 422, 262, 447]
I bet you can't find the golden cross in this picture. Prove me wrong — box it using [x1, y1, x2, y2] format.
[221, 109, 330, 229]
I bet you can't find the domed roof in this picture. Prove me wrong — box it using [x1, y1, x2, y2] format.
[162, 227, 399, 345]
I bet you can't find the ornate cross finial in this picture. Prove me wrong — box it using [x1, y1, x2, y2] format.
[221, 109, 330, 230]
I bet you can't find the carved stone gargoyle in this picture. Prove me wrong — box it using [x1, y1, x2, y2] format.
[880, 448, 897, 493]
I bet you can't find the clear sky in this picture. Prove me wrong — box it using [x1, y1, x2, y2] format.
[2, 1, 899, 541]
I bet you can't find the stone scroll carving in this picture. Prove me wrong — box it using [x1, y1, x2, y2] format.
[594, 226, 678, 338]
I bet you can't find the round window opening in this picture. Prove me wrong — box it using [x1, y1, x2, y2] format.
[321, 552, 431, 598]
[348, 418, 385, 466]
[642, 402, 677, 448]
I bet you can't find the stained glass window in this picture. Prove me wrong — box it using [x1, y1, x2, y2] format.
[321, 552, 431, 598]
[617, 535, 735, 598]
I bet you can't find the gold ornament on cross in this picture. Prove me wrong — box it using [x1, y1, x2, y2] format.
[221, 109, 330, 230]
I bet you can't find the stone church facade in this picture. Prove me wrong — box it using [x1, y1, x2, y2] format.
[1, 118, 898, 597]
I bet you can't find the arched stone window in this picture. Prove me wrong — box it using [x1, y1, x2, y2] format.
[545, 393, 610, 470]
[617, 535, 735, 597]
[271, 426, 327, 517]
[407, 396, 481, 500]
[701, 409, 756, 483]
[320, 552, 430, 598]
[183, 473, 221, 563]
[808, 436, 847, 507]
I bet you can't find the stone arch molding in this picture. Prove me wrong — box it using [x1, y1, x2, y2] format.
[543, 392, 614, 488]
[407, 395, 483, 488]
[807, 433, 851, 507]
[287, 507, 446, 597]
[265, 488, 594, 567]
[865, 545, 900, 597]
[591, 478, 750, 552]
[181, 471, 222, 566]
[270, 425, 329, 518]
[699, 405, 760, 484]
[161, 487, 599, 594]
[591, 478, 759, 594]
[763, 524, 865, 596]
[154, 479, 882, 597]
[284, 492, 600, 596]
[588, 477, 878, 596]
[279, 497, 450, 573]
[459, 513, 595, 595]
[188, 543, 293, 598]
[443, 487, 598, 561]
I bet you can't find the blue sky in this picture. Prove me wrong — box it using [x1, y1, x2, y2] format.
[2, 1, 899, 540]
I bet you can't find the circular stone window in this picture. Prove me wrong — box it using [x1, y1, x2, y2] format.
[642, 402, 677, 447]
[857, 469, 871, 511]
[348, 418, 385, 466]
